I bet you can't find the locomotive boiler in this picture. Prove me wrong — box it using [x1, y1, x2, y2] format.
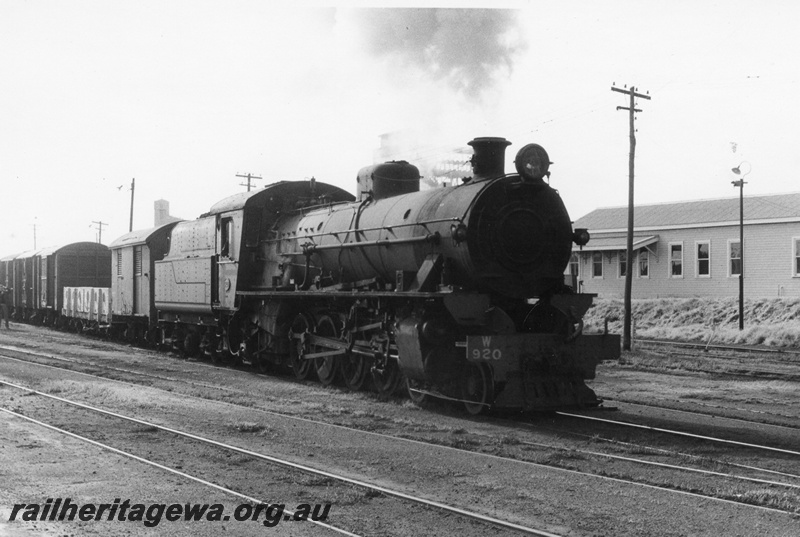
[153, 137, 620, 413]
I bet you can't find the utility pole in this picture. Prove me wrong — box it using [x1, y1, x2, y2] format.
[611, 84, 651, 351]
[32, 218, 37, 249]
[129, 178, 135, 232]
[91, 221, 107, 244]
[237, 172, 262, 192]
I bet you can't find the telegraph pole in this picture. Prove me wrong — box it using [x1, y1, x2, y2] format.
[236, 172, 262, 192]
[91, 221, 107, 244]
[611, 84, 651, 351]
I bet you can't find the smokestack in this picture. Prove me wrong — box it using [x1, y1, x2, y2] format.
[468, 137, 511, 180]
[154, 199, 172, 226]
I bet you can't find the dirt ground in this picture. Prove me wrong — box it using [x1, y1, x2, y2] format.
[1, 323, 799, 536]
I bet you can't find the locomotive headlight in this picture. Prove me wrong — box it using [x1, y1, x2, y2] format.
[573, 228, 590, 247]
[514, 143, 551, 182]
[451, 223, 468, 243]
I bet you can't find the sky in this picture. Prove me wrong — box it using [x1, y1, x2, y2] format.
[2, 0, 799, 257]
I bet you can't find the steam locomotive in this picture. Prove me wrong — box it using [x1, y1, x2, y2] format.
[1, 137, 620, 413]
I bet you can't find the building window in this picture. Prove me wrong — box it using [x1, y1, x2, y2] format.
[134, 246, 143, 276]
[592, 251, 603, 278]
[729, 240, 742, 276]
[638, 250, 649, 278]
[696, 241, 710, 277]
[569, 253, 579, 279]
[565, 253, 580, 289]
[669, 242, 683, 278]
[794, 238, 800, 277]
[618, 250, 627, 278]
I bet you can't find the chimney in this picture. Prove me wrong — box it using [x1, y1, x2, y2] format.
[467, 137, 511, 181]
[154, 199, 171, 226]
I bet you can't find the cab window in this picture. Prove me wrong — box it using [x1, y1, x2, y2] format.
[220, 218, 234, 258]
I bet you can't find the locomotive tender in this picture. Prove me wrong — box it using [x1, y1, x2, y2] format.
[153, 136, 620, 413]
[0, 136, 619, 413]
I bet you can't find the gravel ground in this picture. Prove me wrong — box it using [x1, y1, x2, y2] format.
[0, 412, 323, 536]
[2, 324, 800, 536]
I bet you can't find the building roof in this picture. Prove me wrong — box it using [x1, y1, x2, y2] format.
[574, 192, 800, 231]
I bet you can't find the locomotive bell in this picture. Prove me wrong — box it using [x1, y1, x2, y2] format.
[467, 137, 511, 180]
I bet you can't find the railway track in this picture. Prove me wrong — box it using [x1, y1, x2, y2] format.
[2, 343, 800, 517]
[554, 410, 800, 457]
[603, 396, 800, 431]
[4, 341, 798, 451]
[532, 422, 800, 482]
[5, 342, 798, 455]
[636, 338, 800, 357]
[632, 338, 800, 379]
[0, 378, 558, 537]
[2, 406, 362, 537]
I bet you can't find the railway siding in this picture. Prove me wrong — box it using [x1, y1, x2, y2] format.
[0, 411, 320, 537]
[1, 333, 799, 536]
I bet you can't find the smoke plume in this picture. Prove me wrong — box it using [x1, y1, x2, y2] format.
[352, 8, 526, 100]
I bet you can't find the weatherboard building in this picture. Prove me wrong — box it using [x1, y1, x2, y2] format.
[569, 192, 800, 299]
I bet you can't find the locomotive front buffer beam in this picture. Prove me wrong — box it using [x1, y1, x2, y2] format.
[395, 291, 621, 412]
[464, 331, 621, 411]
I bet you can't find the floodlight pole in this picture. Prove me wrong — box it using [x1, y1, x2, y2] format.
[612, 85, 651, 351]
[731, 163, 750, 331]
[738, 180, 744, 330]
[129, 178, 135, 232]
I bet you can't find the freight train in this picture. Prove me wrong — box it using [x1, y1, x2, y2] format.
[0, 137, 620, 413]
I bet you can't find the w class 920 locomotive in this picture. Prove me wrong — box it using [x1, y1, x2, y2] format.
[153, 137, 620, 413]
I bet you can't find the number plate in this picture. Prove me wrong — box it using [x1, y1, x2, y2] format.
[466, 335, 505, 362]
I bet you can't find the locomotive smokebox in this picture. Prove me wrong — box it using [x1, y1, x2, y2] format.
[357, 161, 420, 200]
[468, 137, 511, 180]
